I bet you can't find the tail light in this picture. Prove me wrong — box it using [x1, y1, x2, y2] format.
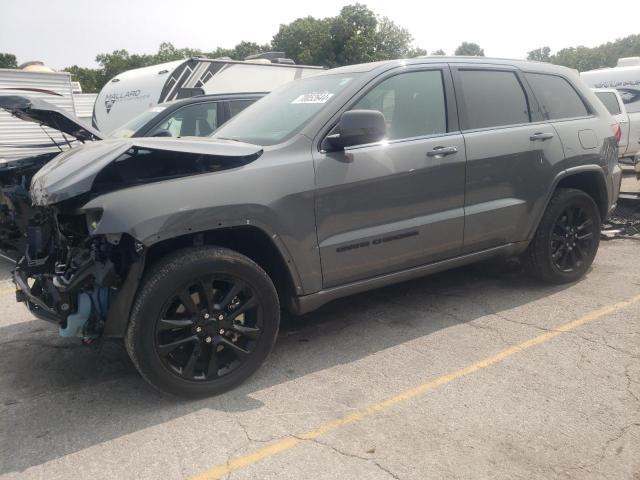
[612, 123, 622, 144]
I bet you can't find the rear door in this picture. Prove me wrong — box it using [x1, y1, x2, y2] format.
[314, 65, 466, 288]
[451, 65, 565, 252]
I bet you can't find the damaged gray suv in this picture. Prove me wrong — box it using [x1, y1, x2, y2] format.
[9, 58, 622, 396]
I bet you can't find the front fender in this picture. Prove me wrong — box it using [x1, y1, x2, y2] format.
[80, 146, 321, 295]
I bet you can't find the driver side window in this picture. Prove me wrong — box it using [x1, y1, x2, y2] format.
[155, 102, 219, 137]
[352, 70, 447, 140]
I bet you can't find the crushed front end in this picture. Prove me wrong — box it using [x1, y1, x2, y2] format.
[13, 202, 144, 342]
[10, 136, 263, 342]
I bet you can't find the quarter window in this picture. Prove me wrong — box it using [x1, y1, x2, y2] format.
[458, 70, 530, 130]
[352, 70, 447, 140]
[525, 73, 589, 120]
[594, 91, 621, 115]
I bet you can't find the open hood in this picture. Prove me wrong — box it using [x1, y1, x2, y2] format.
[0, 95, 103, 142]
[31, 136, 263, 206]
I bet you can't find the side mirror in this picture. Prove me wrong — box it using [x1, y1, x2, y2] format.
[325, 109, 387, 150]
[150, 128, 172, 138]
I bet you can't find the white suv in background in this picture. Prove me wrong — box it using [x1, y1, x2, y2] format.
[593, 88, 640, 166]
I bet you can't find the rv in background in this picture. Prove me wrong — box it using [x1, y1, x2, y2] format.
[0, 67, 78, 162]
[93, 53, 324, 134]
[582, 57, 640, 163]
[71, 81, 98, 127]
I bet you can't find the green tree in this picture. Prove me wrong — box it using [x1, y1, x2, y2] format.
[0, 53, 18, 69]
[550, 46, 606, 71]
[272, 4, 426, 67]
[527, 46, 551, 62]
[430, 49, 446, 56]
[374, 16, 422, 60]
[548, 34, 640, 71]
[454, 42, 485, 56]
[226, 41, 272, 60]
[272, 16, 336, 65]
[406, 47, 428, 58]
[64, 65, 101, 93]
[155, 42, 203, 63]
[331, 3, 379, 65]
[95, 49, 154, 85]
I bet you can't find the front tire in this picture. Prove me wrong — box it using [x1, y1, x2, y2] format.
[125, 247, 280, 397]
[523, 188, 601, 284]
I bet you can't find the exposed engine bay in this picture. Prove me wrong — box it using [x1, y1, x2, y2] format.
[2, 134, 263, 342]
[13, 203, 143, 342]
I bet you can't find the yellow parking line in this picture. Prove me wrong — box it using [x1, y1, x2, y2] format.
[189, 292, 640, 480]
[0, 286, 14, 297]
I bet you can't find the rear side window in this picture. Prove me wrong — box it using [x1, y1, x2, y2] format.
[352, 70, 447, 140]
[155, 102, 218, 137]
[457, 70, 530, 130]
[594, 91, 621, 115]
[525, 73, 589, 120]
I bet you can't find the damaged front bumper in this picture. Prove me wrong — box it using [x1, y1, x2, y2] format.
[12, 210, 145, 340]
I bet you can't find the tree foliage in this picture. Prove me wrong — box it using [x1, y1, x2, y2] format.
[64, 65, 101, 93]
[0, 53, 18, 69]
[528, 34, 640, 71]
[430, 49, 446, 56]
[527, 46, 551, 62]
[271, 16, 336, 66]
[454, 42, 485, 56]
[272, 4, 425, 67]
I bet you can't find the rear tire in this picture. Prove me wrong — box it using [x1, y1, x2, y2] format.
[125, 246, 280, 397]
[523, 188, 601, 284]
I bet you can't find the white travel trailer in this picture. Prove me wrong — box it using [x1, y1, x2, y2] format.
[93, 56, 324, 134]
[582, 57, 640, 162]
[0, 68, 77, 162]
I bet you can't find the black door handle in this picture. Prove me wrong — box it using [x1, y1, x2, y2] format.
[426, 146, 458, 157]
[530, 132, 554, 141]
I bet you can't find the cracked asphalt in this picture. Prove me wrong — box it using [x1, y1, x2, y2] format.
[1, 239, 639, 479]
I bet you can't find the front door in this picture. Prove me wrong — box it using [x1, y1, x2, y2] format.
[314, 67, 466, 288]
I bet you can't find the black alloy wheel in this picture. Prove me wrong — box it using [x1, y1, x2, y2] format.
[156, 275, 262, 381]
[126, 247, 280, 397]
[523, 188, 601, 284]
[550, 205, 595, 273]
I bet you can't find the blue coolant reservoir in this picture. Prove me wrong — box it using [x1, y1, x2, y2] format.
[58, 288, 110, 338]
[59, 293, 91, 337]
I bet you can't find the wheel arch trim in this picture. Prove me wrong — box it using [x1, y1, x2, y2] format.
[527, 165, 609, 241]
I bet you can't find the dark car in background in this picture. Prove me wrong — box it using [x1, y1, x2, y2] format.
[107, 92, 265, 139]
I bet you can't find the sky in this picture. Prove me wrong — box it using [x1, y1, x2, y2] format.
[0, 0, 637, 70]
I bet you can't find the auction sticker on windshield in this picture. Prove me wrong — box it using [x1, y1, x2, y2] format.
[291, 92, 334, 104]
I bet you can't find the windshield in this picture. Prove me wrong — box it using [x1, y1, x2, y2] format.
[108, 105, 167, 138]
[212, 73, 359, 146]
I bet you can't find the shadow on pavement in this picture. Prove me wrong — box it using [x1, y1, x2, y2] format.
[0, 259, 573, 474]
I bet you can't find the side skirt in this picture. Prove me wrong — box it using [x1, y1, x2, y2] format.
[291, 242, 528, 315]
